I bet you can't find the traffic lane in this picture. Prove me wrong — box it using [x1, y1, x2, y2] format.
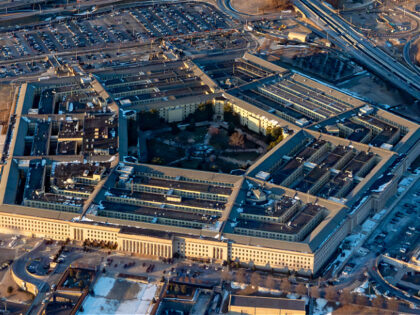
[295, 0, 420, 98]
[0, 300, 29, 314]
[368, 267, 420, 311]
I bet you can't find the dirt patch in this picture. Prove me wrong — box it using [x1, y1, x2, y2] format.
[0, 269, 34, 303]
[0, 84, 14, 133]
[337, 73, 407, 106]
[333, 304, 395, 314]
[106, 279, 140, 300]
[391, 103, 420, 124]
[231, 0, 291, 15]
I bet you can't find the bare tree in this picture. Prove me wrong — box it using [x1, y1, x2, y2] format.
[263, 0, 292, 10]
[339, 288, 353, 305]
[280, 278, 291, 293]
[236, 269, 246, 284]
[250, 272, 261, 288]
[229, 131, 245, 148]
[295, 283, 307, 296]
[325, 286, 338, 301]
[208, 126, 219, 136]
[355, 294, 368, 306]
[310, 286, 320, 298]
[264, 275, 275, 290]
[372, 295, 385, 309]
[387, 298, 400, 312]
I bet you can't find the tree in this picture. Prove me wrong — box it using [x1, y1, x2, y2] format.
[229, 132, 245, 148]
[171, 123, 180, 135]
[227, 122, 235, 135]
[264, 275, 275, 290]
[339, 288, 353, 305]
[151, 157, 164, 165]
[310, 286, 320, 298]
[236, 269, 246, 284]
[372, 295, 385, 309]
[387, 298, 399, 312]
[250, 272, 261, 288]
[208, 126, 219, 136]
[174, 284, 180, 295]
[295, 283, 307, 296]
[223, 104, 240, 126]
[186, 122, 196, 132]
[325, 286, 337, 301]
[280, 278, 291, 293]
[355, 294, 368, 306]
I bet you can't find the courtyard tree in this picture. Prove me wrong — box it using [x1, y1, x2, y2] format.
[223, 104, 240, 126]
[208, 126, 219, 136]
[193, 102, 214, 121]
[151, 157, 164, 165]
[229, 131, 245, 148]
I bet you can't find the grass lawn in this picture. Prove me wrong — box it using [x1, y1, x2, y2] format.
[163, 126, 209, 146]
[224, 151, 260, 162]
[148, 140, 185, 164]
[209, 131, 229, 151]
[178, 159, 203, 170]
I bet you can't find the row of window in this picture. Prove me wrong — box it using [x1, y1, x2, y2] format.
[0, 216, 315, 271]
[25, 200, 81, 212]
[107, 195, 220, 214]
[136, 172, 234, 188]
[133, 183, 227, 201]
[235, 227, 297, 242]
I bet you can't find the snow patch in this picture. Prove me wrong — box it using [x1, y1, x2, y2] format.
[94, 277, 115, 297]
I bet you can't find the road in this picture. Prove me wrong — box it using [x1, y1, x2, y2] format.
[12, 241, 85, 315]
[399, 8, 420, 76]
[293, 0, 420, 99]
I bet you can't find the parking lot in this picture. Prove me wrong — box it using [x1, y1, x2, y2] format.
[10, 3, 229, 55]
[0, 2, 233, 79]
[366, 176, 420, 263]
